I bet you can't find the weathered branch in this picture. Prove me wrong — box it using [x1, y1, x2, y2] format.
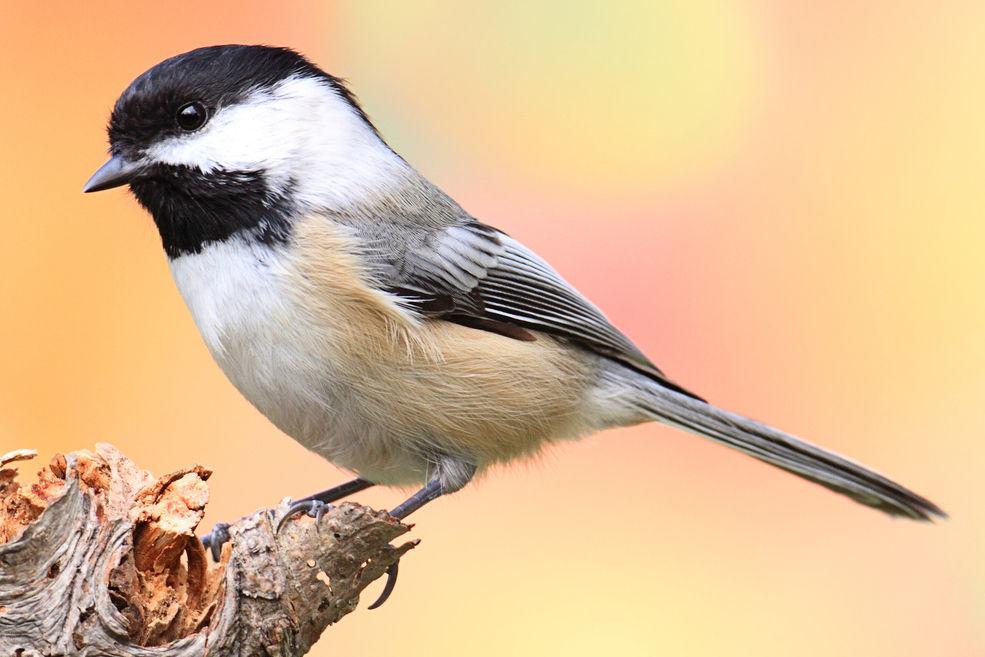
[0, 444, 415, 656]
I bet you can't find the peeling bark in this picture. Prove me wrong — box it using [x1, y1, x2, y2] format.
[0, 444, 415, 656]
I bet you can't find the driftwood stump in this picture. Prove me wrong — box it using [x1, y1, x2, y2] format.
[0, 444, 415, 656]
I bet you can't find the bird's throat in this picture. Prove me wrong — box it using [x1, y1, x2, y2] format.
[130, 164, 295, 259]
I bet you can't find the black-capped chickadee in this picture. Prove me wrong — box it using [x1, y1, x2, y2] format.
[84, 45, 942, 571]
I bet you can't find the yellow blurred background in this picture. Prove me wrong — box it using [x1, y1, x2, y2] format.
[1, 1, 982, 655]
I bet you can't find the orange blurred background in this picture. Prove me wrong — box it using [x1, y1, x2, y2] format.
[1, 2, 982, 655]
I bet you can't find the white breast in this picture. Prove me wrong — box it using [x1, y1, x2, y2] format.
[168, 237, 425, 483]
[169, 238, 311, 427]
[169, 238, 289, 357]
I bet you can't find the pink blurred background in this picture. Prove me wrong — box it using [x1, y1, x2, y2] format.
[1, 2, 981, 655]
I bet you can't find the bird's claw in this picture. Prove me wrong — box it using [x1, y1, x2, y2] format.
[368, 561, 399, 610]
[204, 494, 397, 607]
[201, 522, 232, 562]
[275, 497, 398, 609]
[276, 499, 332, 534]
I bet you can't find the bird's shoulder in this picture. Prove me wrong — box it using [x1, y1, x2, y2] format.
[317, 191, 699, 399]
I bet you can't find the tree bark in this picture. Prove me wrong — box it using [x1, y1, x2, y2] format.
[0, 444, 415, 656]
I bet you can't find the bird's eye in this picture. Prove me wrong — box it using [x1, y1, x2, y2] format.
[175, 101, 208, 131]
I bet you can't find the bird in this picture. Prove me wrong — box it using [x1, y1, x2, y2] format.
[84, 45, 942, 605]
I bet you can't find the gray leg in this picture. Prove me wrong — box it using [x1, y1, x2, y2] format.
[389, 478, 443, 519]
[390, 455, 476, 519]
[369, 455, 476, 609]
[301, 477, 375, 504]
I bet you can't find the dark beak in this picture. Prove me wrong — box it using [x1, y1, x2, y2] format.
[82, 155, 144, 193]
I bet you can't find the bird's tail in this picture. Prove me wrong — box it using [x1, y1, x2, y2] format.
[630, 382, 944, 521]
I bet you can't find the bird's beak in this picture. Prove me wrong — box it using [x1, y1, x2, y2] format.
[82, 155, 144, 193]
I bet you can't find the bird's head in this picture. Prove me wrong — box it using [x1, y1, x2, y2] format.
[84, 45, 401, 257]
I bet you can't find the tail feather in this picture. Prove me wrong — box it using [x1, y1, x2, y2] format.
[636, 385, 945, 521]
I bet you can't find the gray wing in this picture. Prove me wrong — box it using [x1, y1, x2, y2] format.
[381, 219, 701, 399]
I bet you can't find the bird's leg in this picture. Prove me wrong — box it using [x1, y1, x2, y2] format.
[300, 477, 376, 505]
[361, 479, 438, 610]
[202, 477, 374, 561]
[366, 456, 476, 609]
[388, 477, 444, 520]
[390, 455, 476, 520]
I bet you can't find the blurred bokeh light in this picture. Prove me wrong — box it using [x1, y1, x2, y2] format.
[1, 2, 981, 655]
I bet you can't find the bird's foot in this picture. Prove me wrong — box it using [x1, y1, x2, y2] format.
[202, 488, 399, 609]
[200, 499, 349, 561]
[200, 522, 232, 562]
[276, 498, 332, 534]
[275, 498, 399, 609]
[368, 562, 399, 610]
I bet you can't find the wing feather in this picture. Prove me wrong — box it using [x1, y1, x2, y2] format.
[379, 219, 699, 399]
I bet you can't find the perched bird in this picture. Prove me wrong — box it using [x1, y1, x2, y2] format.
[84, 45, 942, 602]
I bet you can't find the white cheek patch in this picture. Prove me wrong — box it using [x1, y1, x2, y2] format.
[146, 85, 312, 191]
[144, 75, 407, 208]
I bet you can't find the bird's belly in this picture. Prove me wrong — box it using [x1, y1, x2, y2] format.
[218, 342, 430, 486]
[168, 232, 602, 486]
[167, 238, 428, 484]
[214, 327, 401, 478]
